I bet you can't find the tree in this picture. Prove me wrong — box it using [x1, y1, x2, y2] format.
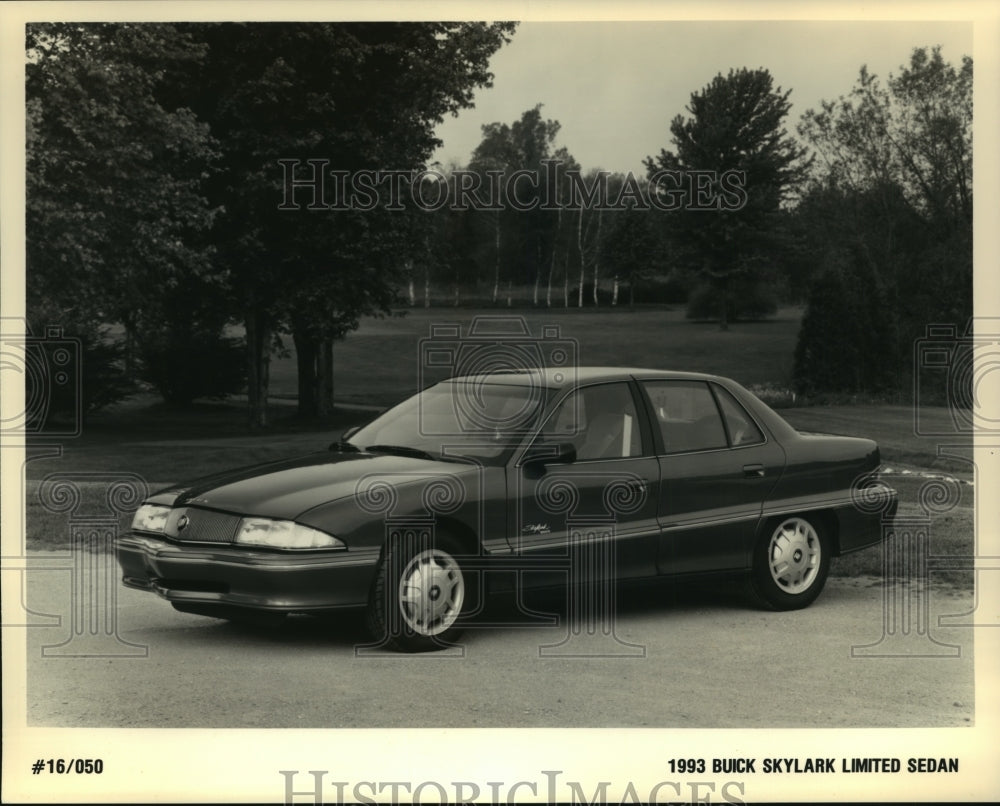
[571, 169, 612, 307]
[545, 147, 579, 307]
[421, 164, 486, 307]
[26, 23, 517, 422]
[468, 124, 509, 305]
[793, 254, 894, 398]
[799, 47, 971, 233]
[181, 22, 517, 425]
[26, 23, 220, 388]
[795, 47, 973, 399]
[511, 107, 562, 306]
[644, 68, 811, 329]
[469, 104, 562, 305]
[599, 203, 660, 307]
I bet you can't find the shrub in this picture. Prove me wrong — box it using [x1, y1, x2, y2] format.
[139, 330, 246, 406]
[793, 261, 896, 397]
[77, 328, 137, 412]
[25, 304, 136, 426]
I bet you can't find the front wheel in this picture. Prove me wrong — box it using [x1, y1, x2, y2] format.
[748, 516, 830, 610]
[366, 532, 471, 652]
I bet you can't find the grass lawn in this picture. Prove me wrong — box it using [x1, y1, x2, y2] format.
[270, 305, 807, 405]
[22, 305, 974, 588]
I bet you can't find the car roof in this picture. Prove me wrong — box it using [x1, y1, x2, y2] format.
[444, 367, 725, 388]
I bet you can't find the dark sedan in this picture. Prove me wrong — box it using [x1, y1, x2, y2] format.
[117, 368, 898, 651]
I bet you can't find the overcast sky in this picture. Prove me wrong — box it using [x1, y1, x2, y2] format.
[431, 21, 973, 176]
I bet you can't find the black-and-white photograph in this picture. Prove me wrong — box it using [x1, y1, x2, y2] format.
[2, 1, 998, 803]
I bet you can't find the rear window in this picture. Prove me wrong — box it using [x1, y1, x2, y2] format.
[713, 385, 765, 446]
[642, 380, 727, 453]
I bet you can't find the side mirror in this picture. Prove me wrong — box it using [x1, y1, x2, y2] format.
[521, 441, 576, 467]
[329, 425, 362, 453]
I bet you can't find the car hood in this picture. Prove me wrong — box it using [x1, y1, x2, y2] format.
[146, 451, 475, 520]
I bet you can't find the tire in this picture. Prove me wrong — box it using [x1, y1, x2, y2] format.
[748, 515, 830, 610]
[366, 531, 472, 652]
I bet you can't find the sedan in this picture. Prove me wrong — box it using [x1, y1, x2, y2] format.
[117, 368, 898, 651]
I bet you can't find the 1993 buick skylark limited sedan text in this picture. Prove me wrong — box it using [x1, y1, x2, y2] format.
[118, 368, 898, 651]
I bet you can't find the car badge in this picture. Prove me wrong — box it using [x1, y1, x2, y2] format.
[523, 523, 551, 535]
[177, 514, 189, 531]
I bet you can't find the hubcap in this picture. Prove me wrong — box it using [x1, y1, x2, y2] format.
[398, 549, 465, 636]
[768, 518, 821, 594]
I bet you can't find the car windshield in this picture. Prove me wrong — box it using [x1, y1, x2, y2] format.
[347, 380, 549, 464]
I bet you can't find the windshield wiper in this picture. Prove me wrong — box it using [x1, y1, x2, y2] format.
[365, 444, 459, 462]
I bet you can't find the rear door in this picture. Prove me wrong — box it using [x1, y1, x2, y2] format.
[638, 380, 784, 574]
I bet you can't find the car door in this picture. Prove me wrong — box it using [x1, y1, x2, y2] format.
[638, 379, 784, 575]
[507, 381, 661, 587]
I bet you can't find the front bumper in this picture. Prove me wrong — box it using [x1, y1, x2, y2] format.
[117, 533, 381, 612]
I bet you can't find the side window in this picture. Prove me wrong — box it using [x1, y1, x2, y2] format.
[642, 380, 727, 453]
[542, 383, 642, 461]
[713, 385, 765, 447]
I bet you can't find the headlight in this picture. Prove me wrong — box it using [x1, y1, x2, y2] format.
[132, 504, 171, 533]
[235, 518, 345, 550]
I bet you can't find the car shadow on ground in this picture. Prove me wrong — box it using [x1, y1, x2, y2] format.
[186, 575, 755, 652]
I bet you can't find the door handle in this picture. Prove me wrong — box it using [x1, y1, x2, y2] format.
[742, 464, 765, 478]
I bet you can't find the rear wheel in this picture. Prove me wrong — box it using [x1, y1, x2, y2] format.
[366, 532, 471, 652]
[749, 515, 829, 610]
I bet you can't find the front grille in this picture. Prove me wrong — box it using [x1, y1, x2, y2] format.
[178, 510, 241, 544]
